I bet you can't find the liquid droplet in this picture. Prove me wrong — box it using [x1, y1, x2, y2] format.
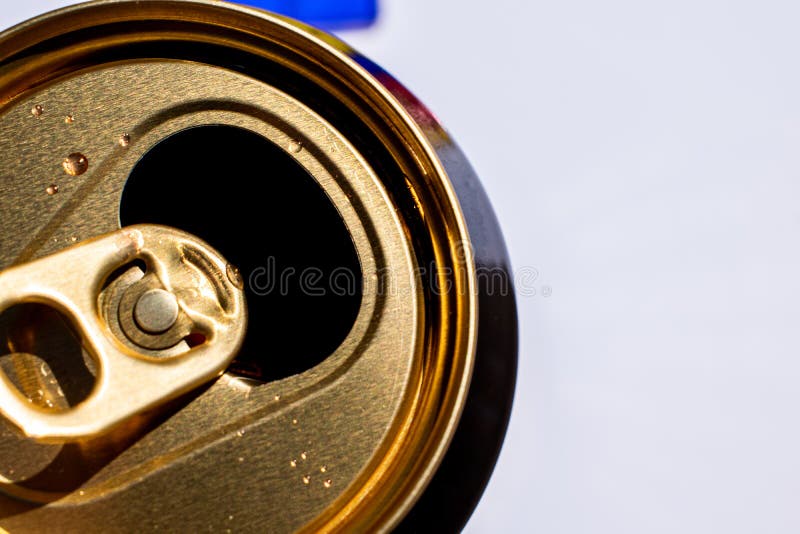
[274, 394, 281, 402]
[31, 105, 44, 118]
[64, 115, 74, 124]
[119, 133, 131, 147]
[323, 479, 332, 488]
[226, 264, 244, 289]
[302, 475, 311, 485]
[78, 490, 85, 496]
[290, 459, 297, 468]
[62, 153, 89, 176]
[292, 418, 298, 425]
[46, 184, 59, 196]
[288, 140, 303, 154]
[320, 465, 327, 473]
[237, 457, 245, 463]
[300, 452, 307, 461]
[228, 515, 234, 521]
[236, 429, 245, 437]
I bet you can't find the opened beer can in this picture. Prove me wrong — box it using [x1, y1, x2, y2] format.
[0, 1, 517, 531]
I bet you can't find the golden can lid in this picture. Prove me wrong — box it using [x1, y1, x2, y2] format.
[0, 1, 517, 531]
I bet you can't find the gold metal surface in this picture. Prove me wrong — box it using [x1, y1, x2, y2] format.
[0, 1, 479, 532]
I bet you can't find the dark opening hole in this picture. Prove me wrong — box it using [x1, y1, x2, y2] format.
[184, 332, 207, 349]
[0, 304, 96, 410]
[120, 126, 362, 382]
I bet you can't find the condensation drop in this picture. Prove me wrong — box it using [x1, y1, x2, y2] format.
[300, 452, 308, 461]
[63, 153, 89, 176]
[46, 184, 59, 196]
[323, 479, 332, 489]
[119, 133, 131, 147]
[64, 115, 74, 124]
[290, 460, 297, 468]
[288, 140, 303, 154]
[302, 475, 311, 485]
[31, 105, 44, 118]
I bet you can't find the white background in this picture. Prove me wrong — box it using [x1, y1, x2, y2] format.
[7, 1, 800, 533]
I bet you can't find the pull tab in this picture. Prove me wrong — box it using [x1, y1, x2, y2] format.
[0, 225, 247, 443]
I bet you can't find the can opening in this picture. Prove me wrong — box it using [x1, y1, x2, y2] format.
[119, 125, 363, 382]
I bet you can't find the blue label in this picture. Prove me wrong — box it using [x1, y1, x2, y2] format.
[234, 0, 378, 29]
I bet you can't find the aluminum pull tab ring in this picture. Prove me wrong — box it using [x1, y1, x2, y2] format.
[0, 225, 247, 443]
